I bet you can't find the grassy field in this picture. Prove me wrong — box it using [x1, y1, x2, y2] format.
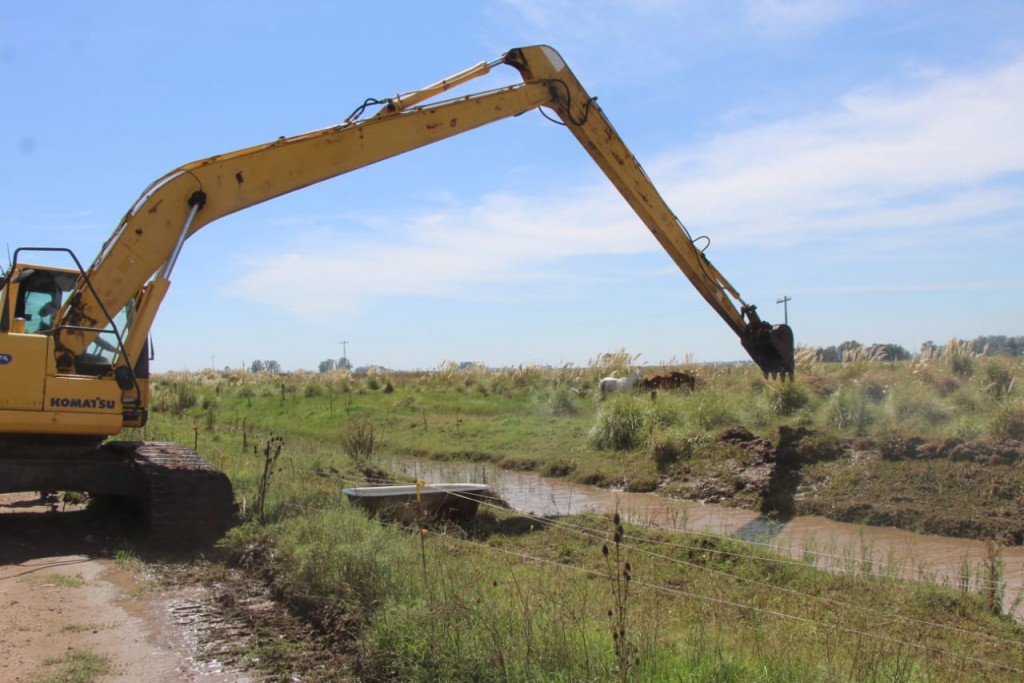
[126, 349, 1024, 681]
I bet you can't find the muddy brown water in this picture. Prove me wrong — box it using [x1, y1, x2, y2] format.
[386, 458, 1024, 619]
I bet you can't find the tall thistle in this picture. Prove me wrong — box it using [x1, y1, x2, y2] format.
[604, 508, 638, 681]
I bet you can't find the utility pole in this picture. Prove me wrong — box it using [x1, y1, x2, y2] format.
[210, 354, 216, 370]
[776, 296, 791, 325]
[340, 340, 349, 369]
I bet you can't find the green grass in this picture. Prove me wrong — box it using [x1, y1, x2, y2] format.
[121, 355, 1024, 681]
[215, 501, 1024, 682]
[37, 650, 110, 683]
[19, 573, 86, 589]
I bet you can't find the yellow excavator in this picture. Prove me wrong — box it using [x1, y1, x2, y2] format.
[0, 45, 794, 544]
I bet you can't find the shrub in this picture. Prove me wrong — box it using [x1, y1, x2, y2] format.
[763, 381, 810, 416]
[269, 505, 418, 615]
[589, 396, 647, 450]
[945, 339, 975, 377]
[693, 389, 739, 430]
[989, 401, 1024, 441]
[341, 418, 378, 462]
[824, 384, 873, 434]
[550, 386, 578, 416]
[646, 395, 685, 429]
[907, 359, 957, 395]
[979, 358, 1016, 399]
[648, 430, 690, 470]
[948, 414, 984, 440]
[884, 384, 950, 429]
[796, 367, 839, 397]
[169, 383, 198, 414]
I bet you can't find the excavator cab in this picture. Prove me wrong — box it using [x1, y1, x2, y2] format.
[0, 259, 138, 375]
[0, 264, 77, 335]
[0, 253, 150, 432]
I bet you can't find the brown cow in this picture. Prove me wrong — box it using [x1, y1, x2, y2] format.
[641, 371, 696, 392]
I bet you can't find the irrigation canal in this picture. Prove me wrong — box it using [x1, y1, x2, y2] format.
[386, 458, 1024, 620]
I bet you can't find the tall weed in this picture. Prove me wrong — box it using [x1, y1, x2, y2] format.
[761, 380, 810, 417]
[823, 384, 874, 434]
[590, 395, 647, 450]
[169, 382, 198, 414]
[979, 358, 1017, 399]
[883, 383, 950, 433]
[646, 394, 686, 429]
[341, 417, 378, 463]
[693, 388, 740, 430]
[989, 401, 1024, 441]
[945, 339, 976, 377]
[271, 504, 417, 614]
[367, 541, 613, 682]
[648, 429, 691, 470]
[254, 435, 285, 522]
[550, 386, 579, 416]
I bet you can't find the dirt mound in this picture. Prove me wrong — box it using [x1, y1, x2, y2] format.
[878, 436, 1022, 465]
[663, 427, 1024, 543]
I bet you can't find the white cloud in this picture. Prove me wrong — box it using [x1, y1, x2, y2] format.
[229, 188, 653, 316]
[654, 58, 1024, 243]
[745, 0, 860, 35]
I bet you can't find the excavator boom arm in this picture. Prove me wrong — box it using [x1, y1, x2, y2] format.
[506, 47, 794, 378]
[55, 44, 793, 378]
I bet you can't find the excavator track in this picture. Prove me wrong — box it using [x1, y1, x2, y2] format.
[103, 441, 236, 547]
[0, 438, 235, 548]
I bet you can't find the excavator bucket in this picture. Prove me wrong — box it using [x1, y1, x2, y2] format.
[737, 304, 794, 379]
[741, 322, 795, 380]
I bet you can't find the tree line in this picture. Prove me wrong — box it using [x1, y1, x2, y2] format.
[243, 357, 353, 373]
[247, 336, 1023, 373]
[810, 335, 1024, 362]
[317, 357, 352, 373]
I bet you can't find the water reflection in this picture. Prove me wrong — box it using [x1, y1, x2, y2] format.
[733, 516, 787, 543]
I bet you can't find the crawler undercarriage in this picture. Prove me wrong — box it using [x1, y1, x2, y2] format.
[0, 438, 235, 546]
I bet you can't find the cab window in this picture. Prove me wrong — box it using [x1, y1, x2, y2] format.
[13, 269, 75, 335]
[22, 290, 59, 333]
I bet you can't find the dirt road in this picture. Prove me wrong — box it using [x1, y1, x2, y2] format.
[0, 493, 249, 682]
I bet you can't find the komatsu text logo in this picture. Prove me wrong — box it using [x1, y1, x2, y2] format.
[50, 397, 118, 410]
[0, 353, 12, 365]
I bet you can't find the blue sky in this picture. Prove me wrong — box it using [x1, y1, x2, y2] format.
[3, 1, 1023, 371]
